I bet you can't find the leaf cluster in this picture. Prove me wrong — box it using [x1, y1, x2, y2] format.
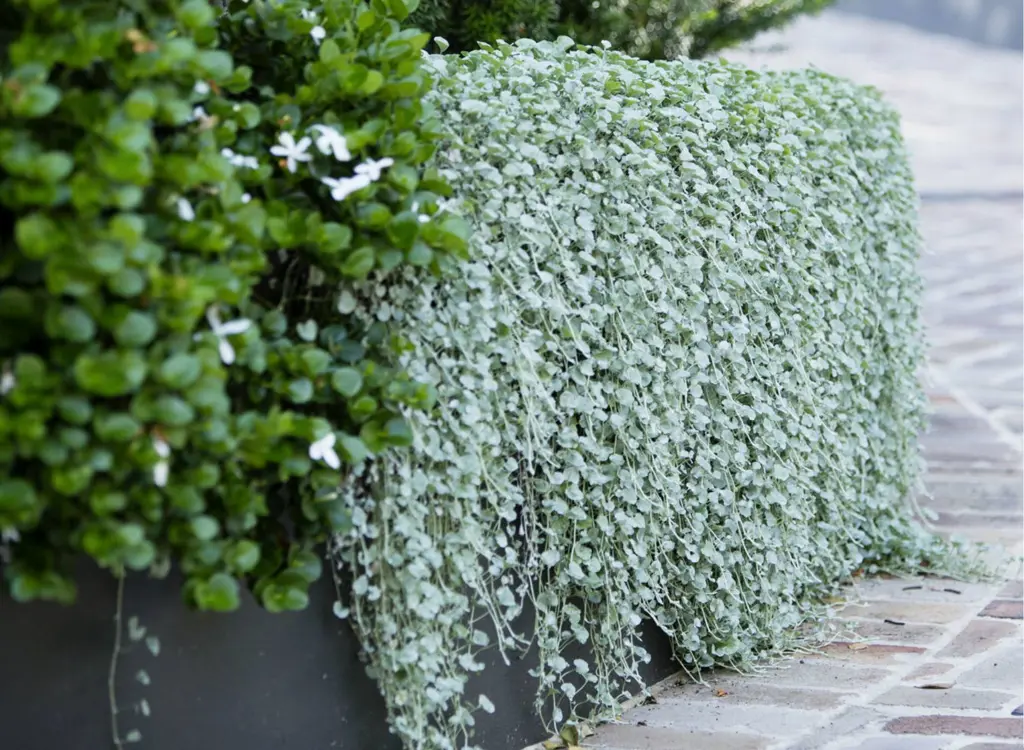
[0, 0, 460, 612]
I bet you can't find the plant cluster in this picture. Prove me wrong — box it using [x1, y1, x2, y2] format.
[332, 39, 971, 748]
[0, 0, 462, 612]
[1, 3, 970, 750]
[411, 0, 835, 59]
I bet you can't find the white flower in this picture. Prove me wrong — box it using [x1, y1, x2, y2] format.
[300, 8, 317, 20]
[310, 432, 341, 470]
[410, 201, 430, 224]
[221, 148, 260, 170]
[354, 157, 395, 181]
[310, 25, 326, 45]
[191, 105, 208, 122]
[241, 193, 252, 204]
[322, 174, 372, 202]
[310, 124, 351, 162]
[270, 132, 313, 173]
[193, 81, 210, 96]
[177, 198, 195, 222]
[152, 435, 170, 488]
[0, 527, 16, 564]
[0, 366, 14, 395]
[204, 306, 252, 365]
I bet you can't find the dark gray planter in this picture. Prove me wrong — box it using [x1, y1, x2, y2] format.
[1, 561, 678, 750]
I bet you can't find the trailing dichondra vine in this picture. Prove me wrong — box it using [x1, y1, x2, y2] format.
[332, 39, 977, 749]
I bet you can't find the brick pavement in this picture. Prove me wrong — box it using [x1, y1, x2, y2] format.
[576, 10, 1024, 750]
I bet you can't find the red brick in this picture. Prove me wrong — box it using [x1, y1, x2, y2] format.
[819, 643, 926, 665]
[884, 715, 1024, 739]
[837, 601, 970, 625]
[904, 662, 955, 681]
[937, 620, 1020, 658]
[998, 580, 1023, 599]
[980, 600, 1024, 620]
[586, 724, 772, 749]
[845, 620, 945, 646]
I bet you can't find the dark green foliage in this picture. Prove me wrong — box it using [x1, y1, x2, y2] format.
[685, 0, 836, 59]
[411, 0, 560, 54]
[0, 0, 460, 612]
[413, 0, 835, 59]
[557, 0, 700, 60]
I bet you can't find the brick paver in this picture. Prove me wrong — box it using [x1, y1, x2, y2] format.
[577, 9, 1023, 750]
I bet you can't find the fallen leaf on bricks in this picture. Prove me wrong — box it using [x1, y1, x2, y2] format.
[714, 689, 729, 697]
[559, 725, 580, 746]
[848, 643, 869, 650]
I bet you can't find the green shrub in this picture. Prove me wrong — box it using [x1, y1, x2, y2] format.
[411, 0, 835, 58]
[0, 0, 460, 612]
[683, 0, 836, 59]
[333, 39, 967, 747]
[411, 0, 560, 54]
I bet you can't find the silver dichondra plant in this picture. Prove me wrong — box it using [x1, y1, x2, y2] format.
[332, 39, 963, 750]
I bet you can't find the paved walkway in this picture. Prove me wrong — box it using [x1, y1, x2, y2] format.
[583, 11, 1023, 750]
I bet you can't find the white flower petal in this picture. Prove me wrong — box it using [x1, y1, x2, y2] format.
[0, 369, 14, 395]
[323, 447, 341, 470]
[177, 198, 195, 222]
[271, 132, 313, 173]
[354, 158, 394, 181]
[310, 433, 342, 468]
[217, 319, 252, 336]
[218, 339, 236, 365]
[311, 125, 352, 162]
[322, 175, 371, 202]
[206, 306, 223, 330]
[311, 26, 326, 44]
[153, 461, 169, 488]
[152, 437, 171, 459]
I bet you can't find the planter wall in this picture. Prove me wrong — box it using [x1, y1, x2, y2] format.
[0, 561, 677, 750]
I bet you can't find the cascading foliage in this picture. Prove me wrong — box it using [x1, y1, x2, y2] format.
[332, 38, 970, 749]
[0, 0, 971, 745]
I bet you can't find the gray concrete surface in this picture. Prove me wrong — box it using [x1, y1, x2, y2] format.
[835, 0, 1023, 51]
